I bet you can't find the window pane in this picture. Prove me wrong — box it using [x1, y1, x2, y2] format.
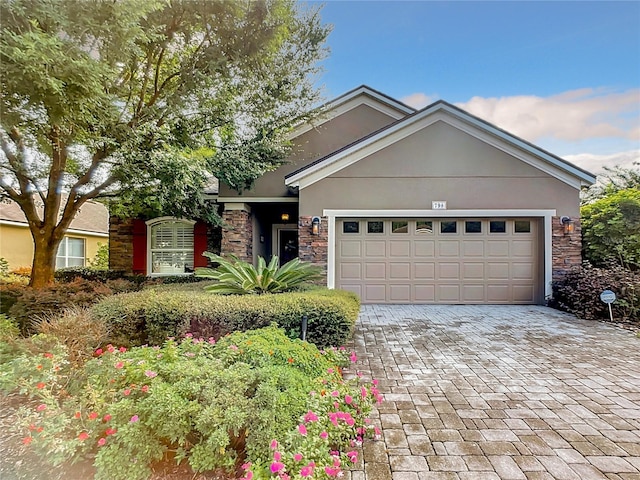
[392, 221, 408, 233]
[515, 220, 531, 233]
[465, 221, 482, 233]
[56, 257, 66, 269]
[490, 221, 506, 233]
[343, 221, 359, 234]
[440, 221, 457, 233]
[416, 220, 433, 234]
[68, 257, 84, 267]
[367, 221, 384, 234]
[68, 238, 85, 257]
[57, 240, 67, 257]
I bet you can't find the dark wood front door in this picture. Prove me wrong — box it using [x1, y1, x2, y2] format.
[279, 229, 298, 264]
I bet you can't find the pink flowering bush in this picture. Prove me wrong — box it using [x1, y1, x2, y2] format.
[0, 325, 382, 480]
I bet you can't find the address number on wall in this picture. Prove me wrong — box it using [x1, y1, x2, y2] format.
[432, 201, 447, 210]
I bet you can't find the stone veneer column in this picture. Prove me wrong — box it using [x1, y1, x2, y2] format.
[551, 216, 582, 281]
[108, 216, 134, 274]
[221, 204, 253, 263]
[298, 216, 328, 285]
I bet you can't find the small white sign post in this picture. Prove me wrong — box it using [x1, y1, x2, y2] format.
[600, 290, 616, 322]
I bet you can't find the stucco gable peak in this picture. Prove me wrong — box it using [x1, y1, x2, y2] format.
[285, 98, 596, 188]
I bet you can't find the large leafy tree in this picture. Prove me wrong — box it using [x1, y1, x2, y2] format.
[581, 188, 640, 270]
[0, 0, 329, 287]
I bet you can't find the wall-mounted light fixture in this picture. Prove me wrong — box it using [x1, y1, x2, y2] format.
[281, 212, 290, 222]
[311, 216, 320, 235]
[560, 216, 575, 234]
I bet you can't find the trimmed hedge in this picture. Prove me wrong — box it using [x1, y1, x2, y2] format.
[91, 288, 360, 348]
[550, 263, 640, 323]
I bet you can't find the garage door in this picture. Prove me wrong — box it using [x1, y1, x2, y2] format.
[336, 218, 540, 304]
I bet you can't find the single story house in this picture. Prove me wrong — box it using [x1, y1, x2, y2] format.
[0, 198, 109, 271]
[109, 86, 595, 304]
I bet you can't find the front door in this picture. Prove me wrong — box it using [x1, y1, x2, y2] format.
[279, 229, 298, 264]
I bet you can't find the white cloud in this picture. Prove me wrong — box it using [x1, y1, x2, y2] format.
[401, 92, 436, 109]
[454, 88, 640, 143]
[564, 150, 639, 174]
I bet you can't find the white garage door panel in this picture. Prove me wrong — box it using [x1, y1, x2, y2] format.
[336, 218, 540, 304]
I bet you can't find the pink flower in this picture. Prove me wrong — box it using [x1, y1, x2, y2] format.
[270, 439, 278, 450]
[245, 472, 253, 480]
[374, 426, 381, 436]
[281, 474, 290, 480]
[300, 466, 313, 477]
[270, 461, 285, 473]
[274, 451, 282, 461]
[130, 415, 139, 423]
[123, 389, 131, 396]
[115, 361, 124, 369]
[346, 451, 358, 463]
[36, 404, 46, 412]
[350, 352, 357, 363]
[345, 395, 353, 405]
[241, 463, 252, 471]
[88, 412, 98, 420]
[294, 453, 303, 462]
[361, 387, 368, 399]
[97, 437, 106, 446]
[324, 466, 340, 477]
[103, 414, 111, 422]
[304, 410, 318, 423]
[94, 348, 103, 356]
[327, 368, 334, 374]
[185, 333, 193, 338]
[357, 371, 363, 377]
[208, 337, 216, 344]
[331, 390, 339, 397]
[372, 379, 379, 386]
[78, 432, 89, 441]
[105, 428, 117, 436]
[119, 347, 127, 353]
[319, 431, 328, 439]
[229, 345, 239, 351]
[298, 424, 307, 436]
[107, 344, 115, 353]
[141, 385, 149, 393]
[144, 370, 157, 378]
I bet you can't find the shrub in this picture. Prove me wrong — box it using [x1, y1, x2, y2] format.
[7, 279, 115, 335]
[196, 253, 322, 294]
[88, 242, 109, 269]
[0, 257, 9, 276]
[2, 325, 380, 480]
[55, 267, 135, 283]
[10, 266, 32, 277]
[92, 288, 360, 348]
[550, 263, 640, 323]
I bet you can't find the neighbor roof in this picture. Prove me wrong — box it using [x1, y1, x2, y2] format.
[285, 97, 597, 189]
[0, 197, 109, 234]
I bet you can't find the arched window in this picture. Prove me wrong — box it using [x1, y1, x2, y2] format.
[146, 218, 195, 275]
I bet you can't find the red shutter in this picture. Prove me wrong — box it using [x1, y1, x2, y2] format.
[193, 221, 208, 268]
[132, 219, 147, 275]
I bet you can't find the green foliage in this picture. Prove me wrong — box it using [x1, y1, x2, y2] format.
[582, 163, 640, 204]
[0, 257, 8, 276]
[581, 188, 640, 269]
[196, 253, 322, 294]
[550, 263, 640, 322]
[91, 288, 360, 348]
[0, 314, 19, 342]
[1, 325, 379, 480]
[88, 243, 109, 269]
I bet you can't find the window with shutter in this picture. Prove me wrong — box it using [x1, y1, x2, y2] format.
[147, 219, 195, 275]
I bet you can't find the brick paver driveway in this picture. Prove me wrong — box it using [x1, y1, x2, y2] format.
[351, 305, 640, 480]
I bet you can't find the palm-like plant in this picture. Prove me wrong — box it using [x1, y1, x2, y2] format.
[195, 252, 322, 294]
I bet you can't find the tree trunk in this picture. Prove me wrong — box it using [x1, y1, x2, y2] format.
[29, 234, 62, 288]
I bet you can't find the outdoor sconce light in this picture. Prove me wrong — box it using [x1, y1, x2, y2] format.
[281, 212, 290, 222]
[561, 216, 575, 234]
[311, 216, 321, 235]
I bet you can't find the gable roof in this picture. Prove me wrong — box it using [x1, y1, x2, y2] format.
[287, 85, 416, 140]
[0, 197, 109, 235]
[285, 99, 597, 190]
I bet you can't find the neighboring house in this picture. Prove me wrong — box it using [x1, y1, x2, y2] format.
[110, 85, 596, 304]
[0, 198, 109, 271]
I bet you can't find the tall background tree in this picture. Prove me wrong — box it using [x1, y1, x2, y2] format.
[0, 0, 329, 287]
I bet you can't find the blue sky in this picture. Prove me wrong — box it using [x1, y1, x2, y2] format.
[308, 1, 640, 173]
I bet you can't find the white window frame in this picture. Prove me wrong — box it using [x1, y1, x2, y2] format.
[56, 236, 86, 269]
[146, 217, 196, 276]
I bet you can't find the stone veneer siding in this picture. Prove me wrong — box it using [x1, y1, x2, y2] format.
[221, 209, 253, 262]
[108, 216, 134, 273]
[551, 216, 582, 281]
[298, 215, 328, 285]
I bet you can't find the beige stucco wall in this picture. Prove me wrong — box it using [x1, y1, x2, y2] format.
[219, 104, 400, 198]
[0, 223, 107, 270]
[300, 121, 581, 217]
